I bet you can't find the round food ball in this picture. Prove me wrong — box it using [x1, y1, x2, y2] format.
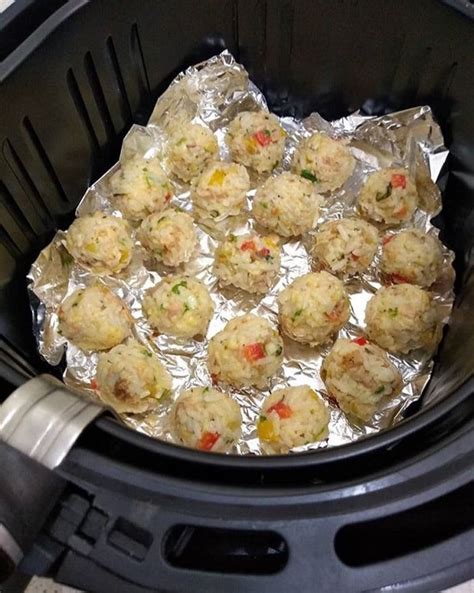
[58, 285, 132, 351]
[253, 172, 322, 237]
[292, 133, 355, 192]
[143, 276, 214, 338]
[171, 387, 241, 452]
[313, 218, 379, 276]
[167, 122, 218, 182]
[365, 284, 441, 353]
[65, 212, 133, 274]
[208, 314, 284, 388]
[110, 156, 173, 222]
[213, 233, 281, 294]
[321, 337, 402, 422]
[138, 208, 197, 267]
[257, 386, 329, 453]
[358, 168, 418, 225]
[191, 161, 250, 221]
[96, 340, 171, 414]
[381, 229, 444, 287]
[227, 111, 286, 173]
[277, 271, 350, 346]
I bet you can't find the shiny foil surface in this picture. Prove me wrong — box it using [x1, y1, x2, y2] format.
[28, 51, 454, 455]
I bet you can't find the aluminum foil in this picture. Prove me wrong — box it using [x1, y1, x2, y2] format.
[28, 51, 455, 455]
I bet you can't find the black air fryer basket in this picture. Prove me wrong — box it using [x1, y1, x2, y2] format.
[0, 1, 473, 592]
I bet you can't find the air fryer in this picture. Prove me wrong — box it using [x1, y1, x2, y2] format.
[0, 1, 473, 592]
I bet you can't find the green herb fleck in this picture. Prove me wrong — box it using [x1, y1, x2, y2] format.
[375, 183, 393, 201]
[292, 308, 304, 321]
[388, 307, 398, 318]
[142, 349, 153, 358]
[183, 303, 191, 313]
[274, 345, 283, 356]
[375, 385, 385, 394]
[171, 280, 188, 295]
[264, 129, 271, 137]
[176, 137, 186, 146]
[203, 386, 210, 393]
[229, 233, 237, 242]
[162, 389, 172, 399]
[259, 415, 267, 422]
[301, 169, 317, 183]
[261, 202, 268, 209]
[272, 161, 279, 170]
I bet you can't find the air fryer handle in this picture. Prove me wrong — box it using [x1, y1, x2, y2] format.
[0, 441, 65, 581]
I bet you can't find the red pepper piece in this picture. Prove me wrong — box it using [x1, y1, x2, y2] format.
[391, 174, 407, 189]
[254, 130, 272, 147]
[352, 337, 368, 346]
[90, 379, 98, 390]
[198, 431, 220, 451]
[210, 373, 219, 385]
[243, 342, 266, 362]
[267, 401, 293, 419]
[383, 234, 395, 246]
[256, 247, 270, 258]
[240, 240, 256, 251]
[389, 273, 410, 284]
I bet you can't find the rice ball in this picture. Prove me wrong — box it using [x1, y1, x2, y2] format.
[365, 284, 441, 353]
[227, 111, 286, 173]
[110, 156, 173, 221]
[167, 122, 218, 182]
[277, 271, 350, 346]
[253, 172, 322, 237]
[58, 285, 132, 351]
[358, 168, 418, 225]
[292, 133, 355, 193]
[171, 387, 241, 452]
[313, 218, 379, 276]
[257, 386, 329, 453]
[143, 276, 214, 338]
[96, 340, 171, 414]
[321, 337, 402, 422]
[208, 314, 284, 388]
[65, 212, 133, 274]
[138, 208, 197, 267]
[381, 229, 444, 287]
[191, 161, 250, 221]
[213, 233, 281, 294]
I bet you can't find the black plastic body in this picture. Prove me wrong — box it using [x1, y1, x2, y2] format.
[0, 1, 473, 591]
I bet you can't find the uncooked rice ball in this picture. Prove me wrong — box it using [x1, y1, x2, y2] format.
[321, 337, 402, 422]
[208, 314, 284, 388]
[143, 276, 214, 338]
[191, 161, 250, 221]
[313, 218, 379, 276]
[213, 233, 281, 294]
[139, 208, 197, 267]
[257, 386, 329, 453]
[365, 284, 441, 353]
[171, 386, 242, 452]
[65, 212, 133, 274]
[358, 168, 418, 225]
[167, 122, 218, 182]
[227, 111, 286, 173]
[381, 229, 444, 287]
[96, 340, 171, 414]
[58, 285, 132, 351]
[110, 155, 173, 222]
[277, 271, 350, 346]
[292, 132, 355, 193]
[253, 172, 322, 237]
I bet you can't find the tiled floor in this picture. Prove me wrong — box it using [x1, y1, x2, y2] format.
[24, 576, 474, 593]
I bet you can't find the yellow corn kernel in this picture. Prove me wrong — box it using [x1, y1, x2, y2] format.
[209, 169, 226, 186]
[257, 418, 277, 442]
[245, 137, 257, 154]
[263, 237, 277, 249]
[85, 242, 97, 253]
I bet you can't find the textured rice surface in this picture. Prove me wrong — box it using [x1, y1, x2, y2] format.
[167, 122, 218, 181]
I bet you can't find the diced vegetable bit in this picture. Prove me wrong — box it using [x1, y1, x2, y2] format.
[389, 273, 410, 284]
[374, 385, 385, 395]
[183, 303, 191, 313]
[325, 305, 342, 321]
[162, 389, 172, 399]
[267, 400, 292, 419]
[210, 373, 219, 384]
[254, 130, 273, 147]
[383, 234, 395, 246]
[394, 205, 408, 218]
[229, 234, 237, 242]
[209, 169, 226, 186]
[176, 137, 186, 146]
[171, 280, 188, 295]
[261, 202, 269, 209]
[243, 342, 266, 362]
[198, 431, 220, 451]
[375, 183, 393, 201]
[391, 173, 407, 189]
[260, 415, 267, 422]
[240, 240, 256, 251]
[301, 169, 317, 183]
[387, 307, 399, 318]
[256, 247, 271, 258]
[292, 308, 304, 321]
[272, 161, 280, 170]
[210, 209, 220, 218]
[274, 345, 283, 356]
[352, 337, 368, 346]
[90, 379, 98, 390]
[257, 418, 276, 441]
[142, 349, 153, 358]
[203, 386, 210, 393]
